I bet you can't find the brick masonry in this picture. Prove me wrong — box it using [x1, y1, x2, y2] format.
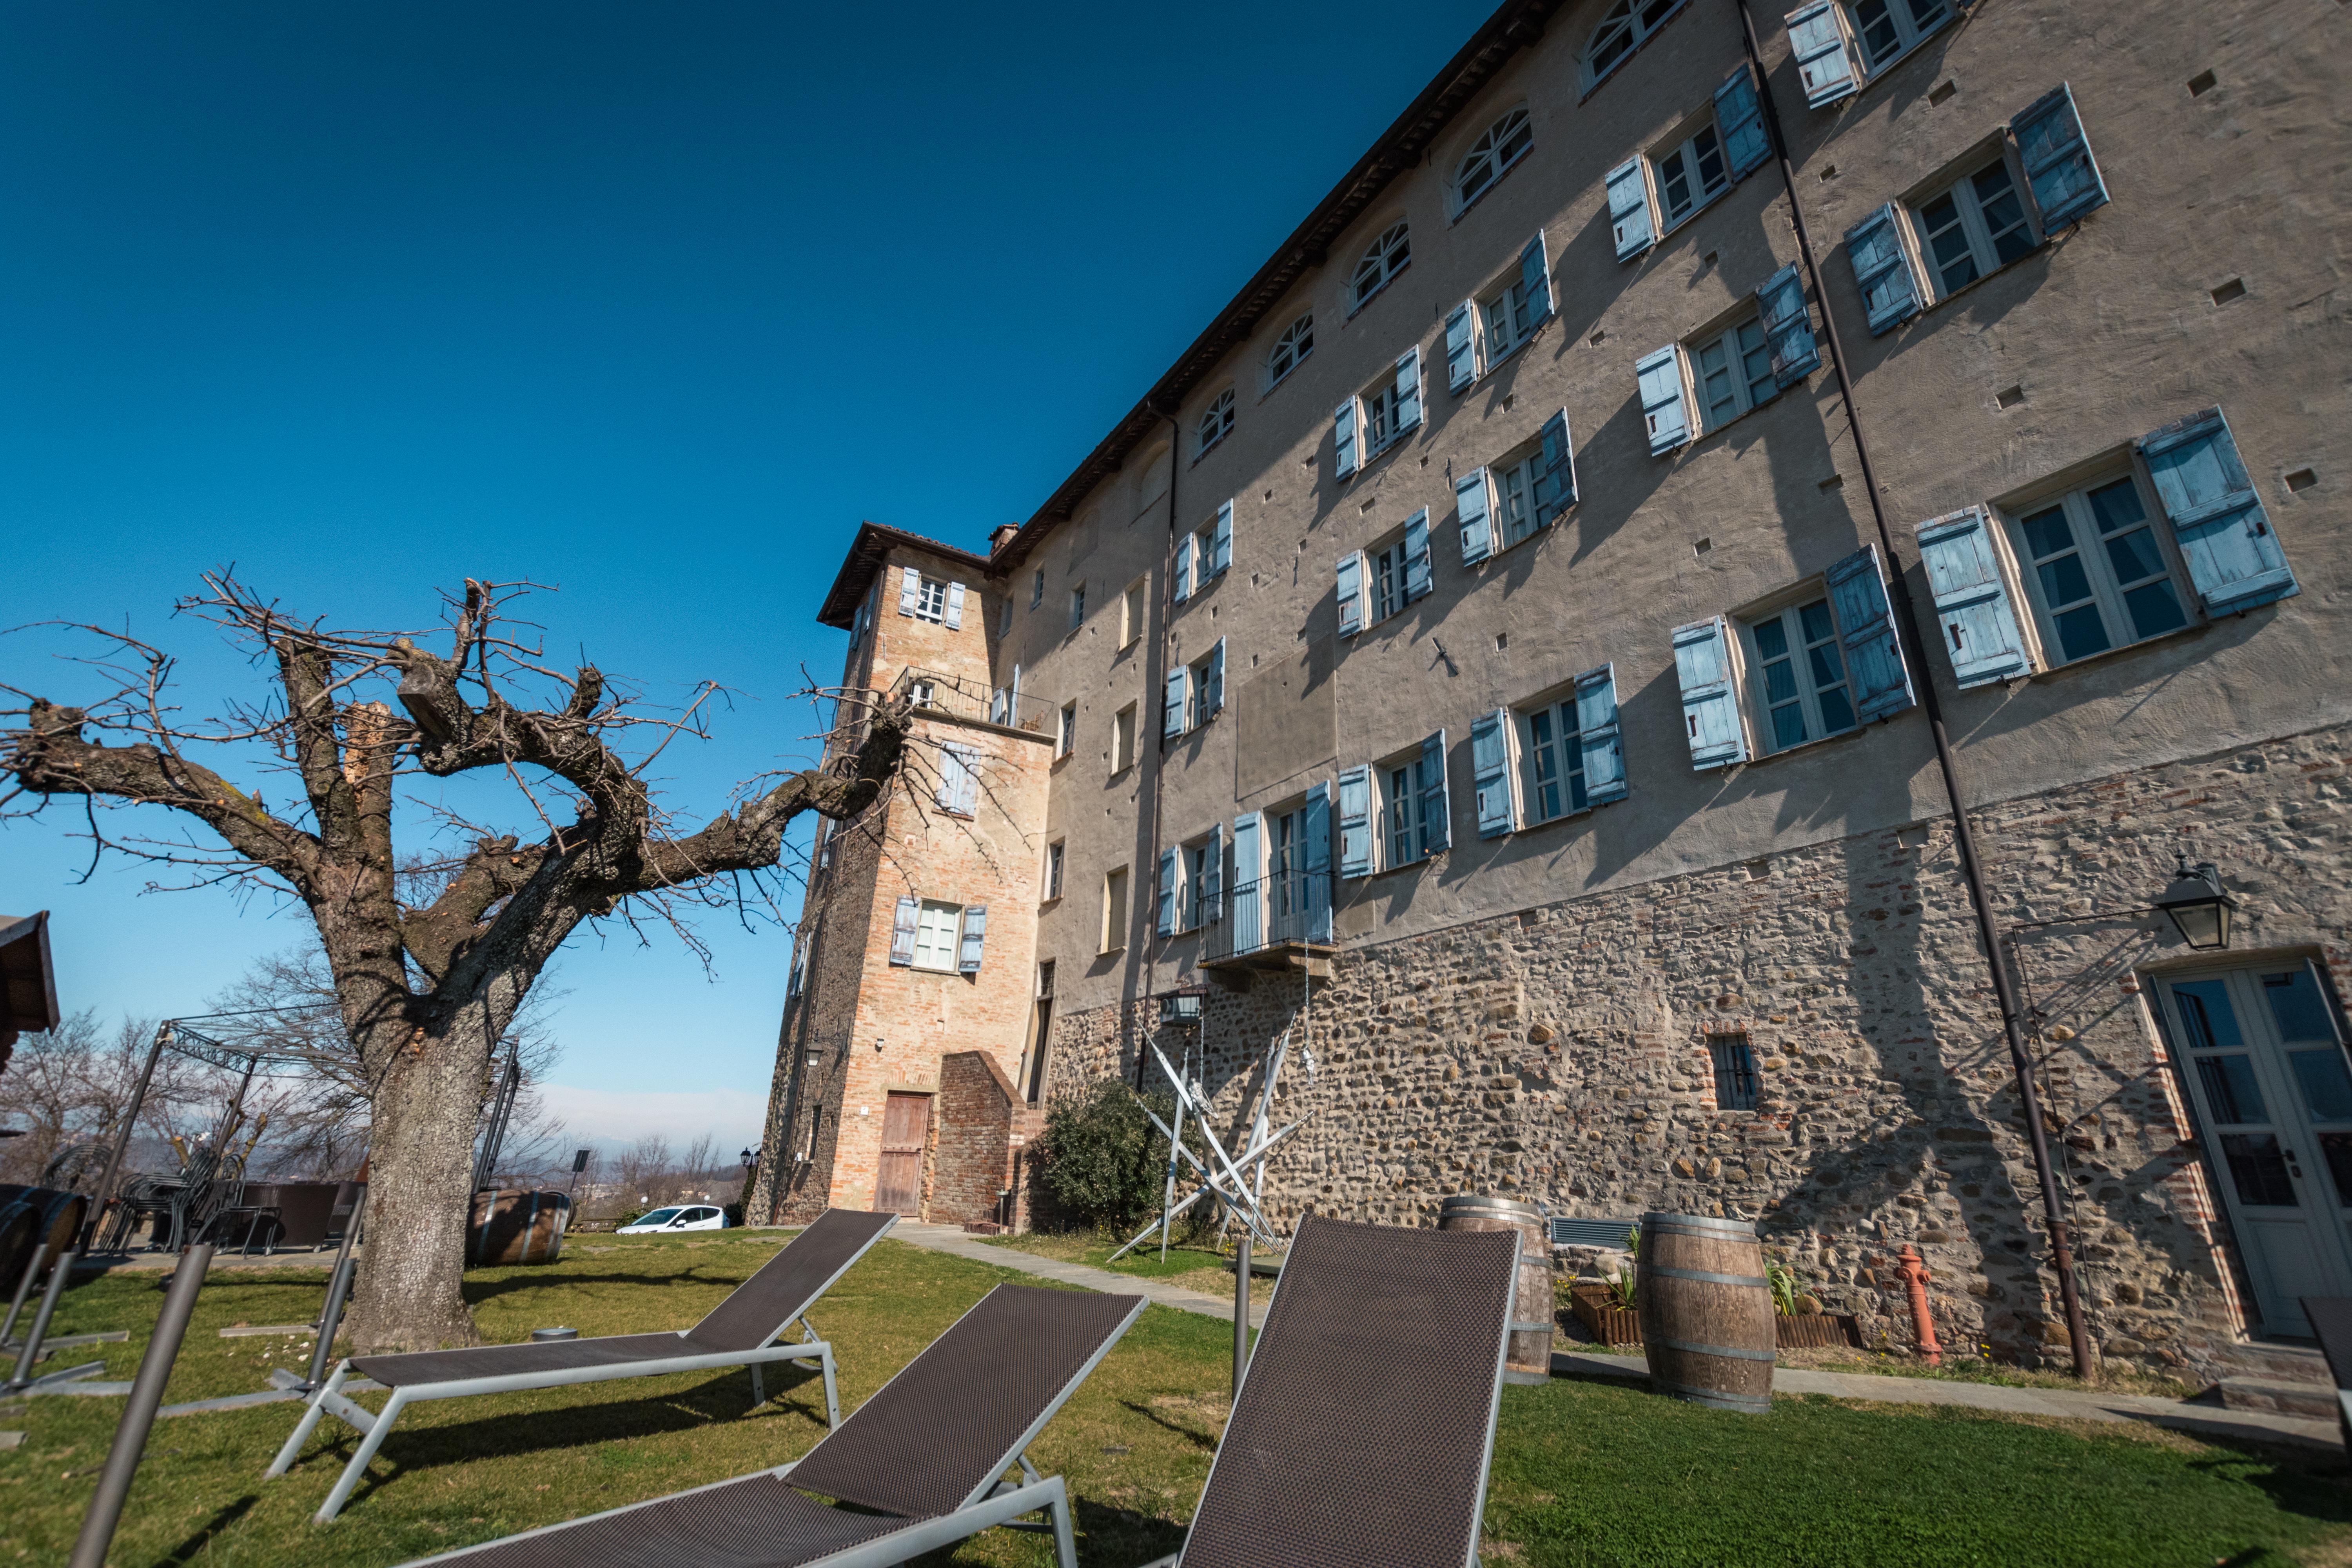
[929, 1050, 1046, 1229]
[1042, 721, 2352, 1379]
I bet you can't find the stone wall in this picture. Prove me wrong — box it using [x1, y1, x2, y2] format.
[1042, 721, 2352, 1378]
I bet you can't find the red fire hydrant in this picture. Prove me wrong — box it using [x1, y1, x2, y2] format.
[1897, 1244, 1941, 1366]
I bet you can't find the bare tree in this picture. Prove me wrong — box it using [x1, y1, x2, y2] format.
[0, 1013, 192, 1187]
[2, 572, 910, 1350]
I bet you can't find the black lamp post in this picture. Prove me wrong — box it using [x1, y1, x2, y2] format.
[2155, 859, 2237, 950]
[740, 1145, 760, 1175]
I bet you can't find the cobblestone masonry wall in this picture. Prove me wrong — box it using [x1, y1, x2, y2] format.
[1045, 723, 2352, 1377]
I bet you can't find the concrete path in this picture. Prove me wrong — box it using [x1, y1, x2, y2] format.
[889, 1224, 2336, 1452]
[889, 1223, 1269, 1328]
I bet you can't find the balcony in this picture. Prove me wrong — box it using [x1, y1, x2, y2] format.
[1198, 872, 1338, 977]
[888, 667, 1056, 737]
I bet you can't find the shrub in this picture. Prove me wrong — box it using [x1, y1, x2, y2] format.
[1034, 1078, 1179, 1234]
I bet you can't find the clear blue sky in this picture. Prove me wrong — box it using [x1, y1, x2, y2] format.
[1, 0, 1497, 1149]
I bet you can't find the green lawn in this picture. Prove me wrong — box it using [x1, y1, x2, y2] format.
[1, 1234, 2344, 1566]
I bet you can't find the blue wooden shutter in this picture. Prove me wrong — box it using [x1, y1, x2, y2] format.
[1826, 544, 1915, 722]
[787, 934, 808, 997]
[1715, 66, 1769, 180]
[935, 744, 968, 809]
[1202, 823, 1224, 923]
[1456, 469, 1494, 564]
[1172, 533, 1195, 603]
[1534, 410, 1575, 524]
[1155, 847, 1178, 936]
[1786, 2, 1857, 106]
[1230, 812, 1263, 951]
[888, 896, 918, 965]
[1607, 157, 1653, 260]
[1165, 667, 1189, 738]
[1394, 346, 1423, 435]
[1638, 346, 1689, 454]
[1575, 664, 1628, 804]
[944, 582, 966, 630]
[1472, 708, 1515, 838]
[1916, 506, 2033, 686]
[1846, 203, 1922, 334]
[1337, 765, 1372, 878]
[2012, 82, 2109, 233]
[1336, 550, 1367, 636]
[1403, 509, 1433, 601]
[954, 746, 982, 813]
[897, 566, 920, 617]
[1207, 639, 1225, 715]
[1520, 231, 1553, 325]
[2138, 407, 2298, 615]
[1444, 300, 1477, 392]
[1758, 262, 1820, 387]
[1417, 731, 1450, 855]
[958, 904, 987, 973]
[1302, 781, 1333, 942]
[989, 686, 1009, 725]
[1210, 500, 1232, 577]
[1333, 396, 1358, 478]
[1673, 617, 1749, 768]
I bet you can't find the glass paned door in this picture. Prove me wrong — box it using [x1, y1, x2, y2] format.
[2159, 963, 2352, 1335]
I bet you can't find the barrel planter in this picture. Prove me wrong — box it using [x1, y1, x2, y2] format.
[466, 1189, 571, 1266]
[1439, 1194, 1554, 1384]
[1635, 1211, 1775, 1412]
[0, 1186, 86, 1286]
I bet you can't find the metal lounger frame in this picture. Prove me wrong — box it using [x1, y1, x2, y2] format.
[272, 1212, 894, 1524]
[403, 1290, 1150, 1568]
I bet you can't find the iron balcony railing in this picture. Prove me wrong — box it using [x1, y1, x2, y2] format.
[1198, 871, 1336, 965]
[887, 667, 1056, 736]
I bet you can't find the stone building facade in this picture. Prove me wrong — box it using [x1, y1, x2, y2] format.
[756, 0, 2348, 1376]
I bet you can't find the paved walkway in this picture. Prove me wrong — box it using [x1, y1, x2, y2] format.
[887, 1223, 2337, 1452]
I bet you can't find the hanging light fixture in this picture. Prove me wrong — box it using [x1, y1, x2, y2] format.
[2155, 858, 2237, 951]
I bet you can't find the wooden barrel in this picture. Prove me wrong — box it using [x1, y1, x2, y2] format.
[1438, 1194, 1554, 1385]
[466, 1189, 571, 1266]
[1635, 1211, 1773, 1412]
[0, 1186, 85, 1284]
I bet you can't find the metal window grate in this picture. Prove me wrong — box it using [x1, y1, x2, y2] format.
[1711, 1036, 1760, 1111]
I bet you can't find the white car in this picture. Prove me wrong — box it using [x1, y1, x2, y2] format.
[617, 1204, 728, 1235]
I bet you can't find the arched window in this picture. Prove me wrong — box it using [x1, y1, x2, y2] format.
[1452, 107, 1533, 214]
[1265, 313, 1313, 388]
[1196, 388, 1235, 457]
[1350, 222, 1411, 310]
[1584, 0, 1687, 87]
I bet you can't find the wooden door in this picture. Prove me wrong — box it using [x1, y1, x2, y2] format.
[873, 1092, 931, 1216]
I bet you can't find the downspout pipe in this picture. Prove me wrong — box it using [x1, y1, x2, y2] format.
[1732, 0, 2093, 1379]
[1137, 411, 1182, 1091]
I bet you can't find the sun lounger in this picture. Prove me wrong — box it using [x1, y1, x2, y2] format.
[271, 1206, 898, 1523]
[2301, 1295, 2352, 1450]
[1147, 1213, 1521, 1568]
[397, 1280, 1147, 1568]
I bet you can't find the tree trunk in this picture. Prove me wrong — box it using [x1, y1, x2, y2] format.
[347, 1012, 498, 1352]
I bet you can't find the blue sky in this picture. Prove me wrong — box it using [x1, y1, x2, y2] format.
[0, 0, 1498, 1149]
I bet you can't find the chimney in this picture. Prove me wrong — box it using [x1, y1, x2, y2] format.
[988, 524, 1020, 555]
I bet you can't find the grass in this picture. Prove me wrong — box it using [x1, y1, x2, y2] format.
[0, 1233, 2343, 1566]
[980, 1229, 1273, 1310]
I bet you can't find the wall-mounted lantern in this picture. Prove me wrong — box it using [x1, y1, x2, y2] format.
[2155, 859, 2237, 951]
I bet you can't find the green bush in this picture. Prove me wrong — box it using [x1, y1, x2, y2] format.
[1034, 1078, 1182, 1234]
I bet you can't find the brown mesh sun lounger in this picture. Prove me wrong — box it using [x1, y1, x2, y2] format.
[1147, 1213, 1521, 1568]
[270, 1207, 898, 1523]
[2300, 1295, 2352, 1448]
[396, 1281, 1147, 1568]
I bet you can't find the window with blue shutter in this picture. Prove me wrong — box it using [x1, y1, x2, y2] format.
[1164, 667, 1188, 739]
[1535, 410, 1577, 524]
[1576, 664, 1629, 804]
[1205, 639, 1226, 717]
[937, 744, 980, 813]
[1336, 551, 1367, 636]
[1337, 766, 1372, 878]
[1520, 231, 1553, 325]
[1846, 203, 1922, 334]
[989, 686, 1009, 725]
[1445, 301, 1477, 393]
[888, 896, 918, 966]
[944, 582, 966, 631]
[1202, 822, 1225, 924]
[1607, 158, 1654, 260]
[1334, 396, 1359, 479]
[2012, 83, 2109, 233]
[1417, 731, 1450, 855]
[1757, 263, 1820, 387]
[2138, 407, 2299, 615]
[1156, 848, 1178, 936]
[1394, 347, 1423, 436]
[1230, 812, 1263, 952]
[1472, 709, 1515, 838]
[1302, 781, 1334, 942]
[1402, 510, 1433, 601]
[1457, 470, 1494, 565]
[1824, 544, 1915, 722]
[1786, 2, 1857, 105]
[1916, 506, 2033, 686]
[1210, 500, 1233, 578]
[1673, 617, 1750, 768]
[958, 905, 987, 972]
[1172, 534, 1195, 603]
[1715, 66, 1769, 180]
[1638, 346, 1690, 454]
